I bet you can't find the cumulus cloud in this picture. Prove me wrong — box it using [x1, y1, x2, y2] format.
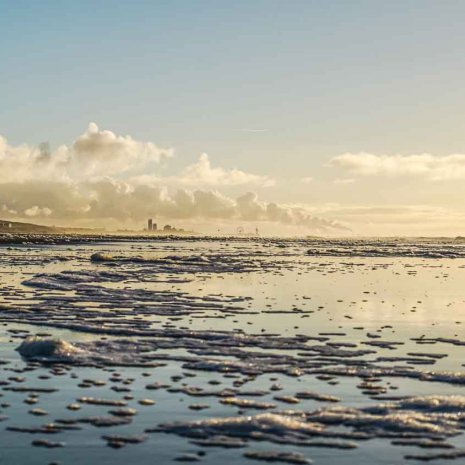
[132, 153, 275, 187]
[0, 124, 344, 233]
[177, 153, 274, 187]
[328, 152, 465, 181]
[24, 206, 52, 217]
[0, 123, 173, 183]
[235, 192, 345, 230]
[0, 180, 346, 232]
[68, 122, 173, 178]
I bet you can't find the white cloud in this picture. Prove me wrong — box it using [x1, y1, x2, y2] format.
[68, 122, 173, 179]
[24, 206, 52, 217]
[329, 152, 465, 181]
[301, 176, 313, 184]
[0, 123, 173, 183]
[177, 153, 275, 187]
[0, 124, 270, 188]
[0, 180, 346, 232]
[234, 192, 347, 230]
[0, 124, 343, 233]
[130, 152, 274, 188]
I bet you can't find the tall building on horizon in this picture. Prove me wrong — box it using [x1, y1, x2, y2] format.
[148, 218, 153, 231]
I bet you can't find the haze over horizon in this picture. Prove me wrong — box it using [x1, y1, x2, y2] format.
[2, 0, 465, 236]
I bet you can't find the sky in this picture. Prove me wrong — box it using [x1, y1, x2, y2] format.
[2, 0, 465, 235]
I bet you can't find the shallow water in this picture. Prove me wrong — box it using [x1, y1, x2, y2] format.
[0, 238, 464, 464]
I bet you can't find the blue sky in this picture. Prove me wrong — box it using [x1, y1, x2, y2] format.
[2, 1, 465, 234]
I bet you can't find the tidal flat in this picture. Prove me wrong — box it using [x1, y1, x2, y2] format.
[0, 236, 464, 465]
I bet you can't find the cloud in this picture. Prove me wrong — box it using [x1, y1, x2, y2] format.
[0, 123, 173, 183]
[333, 178, 355, 185]
[301, 176, 313, 184]
[24, 206, 52, 217]
[235, 192, 347, 230]
[0, 124, 343, 233]
[0, 180, 347, 232]
[328, 152, 465, 181]
[307, 203, 465, 236]
[177, 153, 274, 187]
[128, 152, 275, 188]
[68, 122, 173, 179]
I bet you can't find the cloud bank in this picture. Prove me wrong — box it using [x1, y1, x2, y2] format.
[312, 203, 465, 236]
[329, 152, 465, 181]
[0, 124, 345, 233]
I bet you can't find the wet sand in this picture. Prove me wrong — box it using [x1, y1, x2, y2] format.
[0, 237, 464, 464]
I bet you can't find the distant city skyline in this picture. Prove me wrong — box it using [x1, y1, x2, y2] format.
[2, 1, 465, 235]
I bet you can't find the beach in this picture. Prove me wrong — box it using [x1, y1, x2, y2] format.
[0, 236, 464, 464]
